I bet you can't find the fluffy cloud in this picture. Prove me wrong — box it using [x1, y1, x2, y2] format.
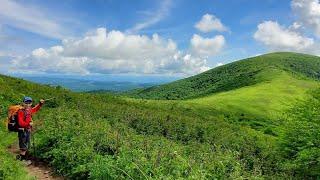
[195, 14, 228, 33]
[253, 0, 320, 55]
[254, 21, 314, 51]
[291, 0, 320, 37]
[10, 28, 217, 75]
[190, 34, 225, 56]
[10, 48, 89, 74]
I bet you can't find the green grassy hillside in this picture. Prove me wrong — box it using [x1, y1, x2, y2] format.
[0, 74, 276, 179]
[0, 52, 320, 179]
[186, 70, 319, 119]
[128, 52, 320, 100]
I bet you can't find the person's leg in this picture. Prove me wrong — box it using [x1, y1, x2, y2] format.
[25, 130, 31, 158]
[18, 130, 28, 160]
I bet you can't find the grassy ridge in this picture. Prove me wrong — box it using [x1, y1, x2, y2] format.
[127, 52, 320, 100]
[133, 69, 319, 138]
[187, 70, 319, 119]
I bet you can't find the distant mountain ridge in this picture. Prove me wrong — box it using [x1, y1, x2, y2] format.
[127, 52, 320, 99]
[20, 76, 157, 92]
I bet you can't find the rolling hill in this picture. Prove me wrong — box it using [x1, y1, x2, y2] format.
[0, 52, 320, 179]
[128, 52, 320, 100]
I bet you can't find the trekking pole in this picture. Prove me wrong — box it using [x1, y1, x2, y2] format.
[44, 97, 55, 101]
[32, 129, 36, 162]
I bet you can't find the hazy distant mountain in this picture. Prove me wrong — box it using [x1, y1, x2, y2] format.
[20, 76, 159, 92]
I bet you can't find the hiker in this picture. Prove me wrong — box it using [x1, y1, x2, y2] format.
[16, 96, 45, 162]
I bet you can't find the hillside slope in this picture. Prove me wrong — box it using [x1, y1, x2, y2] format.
[185, 70, 319, 119]
[0, 74, 277, 179]
[128, 52, 320, 100]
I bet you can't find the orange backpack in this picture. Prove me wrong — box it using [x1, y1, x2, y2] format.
[7, 105, 23, 132]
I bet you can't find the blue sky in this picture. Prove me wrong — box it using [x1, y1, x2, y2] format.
[0, 0, 319, 80]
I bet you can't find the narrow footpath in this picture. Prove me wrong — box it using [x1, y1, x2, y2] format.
[7, 143, 63, 180]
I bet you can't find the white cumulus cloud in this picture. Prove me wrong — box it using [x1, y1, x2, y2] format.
[291, 0, 320, 37]
[195, 14, 228, 33]
[190, 34, 225, 56]
[253, 0, 320, 55]
[9, 28, 218, 75]
[254, 21, 314, 51]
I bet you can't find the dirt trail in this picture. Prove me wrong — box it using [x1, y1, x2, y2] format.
[7, 143, 63, 180]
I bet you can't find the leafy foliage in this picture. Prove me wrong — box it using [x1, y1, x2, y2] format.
[0, 127, 35, 180]
[279, 89, 320, 178]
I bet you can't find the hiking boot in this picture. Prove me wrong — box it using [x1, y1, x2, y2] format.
[16, 154, 22, 160]
[24, 152, 32, 160]
[22, 160, 32, 166]
[16, 154, 27, 161]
